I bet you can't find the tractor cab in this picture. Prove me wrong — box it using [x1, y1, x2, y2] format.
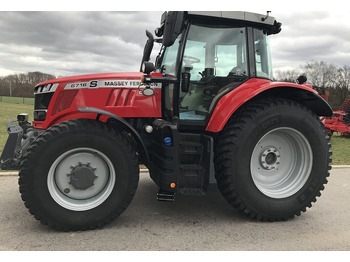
[142, 11, 281, 129]
[139, 12, 286, 198]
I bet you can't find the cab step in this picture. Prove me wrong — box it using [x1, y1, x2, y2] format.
[157, 190, 175, 202]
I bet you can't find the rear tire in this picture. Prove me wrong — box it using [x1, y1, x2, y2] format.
[19, 119, 139, 231]
[214, 98, 332, 221]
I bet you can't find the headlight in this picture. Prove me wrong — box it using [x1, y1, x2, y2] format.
[141, 62, 155, 74]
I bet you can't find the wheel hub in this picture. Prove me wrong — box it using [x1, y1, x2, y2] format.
[48, 148, 116, 211]
[69, 163, 97, 190]
[260, 147, 281, 170]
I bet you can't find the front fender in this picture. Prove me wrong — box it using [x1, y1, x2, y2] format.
[77, 107, 149, 166]
[206, 78, 332, 133]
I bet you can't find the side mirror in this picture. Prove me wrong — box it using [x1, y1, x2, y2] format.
[162, 11, 185, 47]
[181, 72, 190, 93]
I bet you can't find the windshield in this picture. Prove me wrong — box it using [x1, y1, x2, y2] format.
[159, 38, 180, 76]
[158, 38, 181, 119]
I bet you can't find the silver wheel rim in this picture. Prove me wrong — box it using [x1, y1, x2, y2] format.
[250, 127, 313, 199]
[47, 148, 116, 211]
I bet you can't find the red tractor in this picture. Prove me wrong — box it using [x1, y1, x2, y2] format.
[0, 11, 332, 231]
[324, 95, 350, 137]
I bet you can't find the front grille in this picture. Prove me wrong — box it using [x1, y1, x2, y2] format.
[34, 92, 54, 110]
[33, 83, 58, 121]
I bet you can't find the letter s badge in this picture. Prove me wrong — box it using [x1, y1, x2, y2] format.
[89, 80, 98, 88]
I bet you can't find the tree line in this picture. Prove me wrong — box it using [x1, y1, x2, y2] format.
[275, 61, 350, 110]
[0, 71, 55, 98]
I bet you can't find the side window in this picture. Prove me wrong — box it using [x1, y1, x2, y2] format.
[215, 45, 238, 76]
[182, 40, 205, 81]
[215, 44, 247, 76]
[254, 29, 273, 79]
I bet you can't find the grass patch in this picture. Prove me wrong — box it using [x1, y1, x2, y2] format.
[330, 134, 350, 165]
[0, 101, 350, 165]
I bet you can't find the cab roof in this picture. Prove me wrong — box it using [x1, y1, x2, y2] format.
[186, 11, 281, 35]
[187, 11, 276, 26]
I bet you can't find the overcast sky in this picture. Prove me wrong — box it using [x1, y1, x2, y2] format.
[1, 2, 349, 78]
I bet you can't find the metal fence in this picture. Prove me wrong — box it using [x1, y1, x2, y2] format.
[0, 96, 34, 105]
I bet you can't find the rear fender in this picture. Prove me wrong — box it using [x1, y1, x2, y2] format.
[206, 78, 333, 133]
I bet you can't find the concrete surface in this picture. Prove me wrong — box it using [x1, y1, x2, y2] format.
[0, 168, 349, 251]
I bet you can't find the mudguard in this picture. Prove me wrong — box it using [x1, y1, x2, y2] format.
[206, 78, 332, 133]
[77, 106, 149, 166]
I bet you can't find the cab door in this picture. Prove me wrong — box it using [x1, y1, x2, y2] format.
[177, 23, 249, 130]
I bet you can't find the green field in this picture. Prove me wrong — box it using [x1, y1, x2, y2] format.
[0, 101, 349, 165]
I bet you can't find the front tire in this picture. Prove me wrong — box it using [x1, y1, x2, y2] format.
[19, 119, 139, 230]
[215, 98, 332, 221]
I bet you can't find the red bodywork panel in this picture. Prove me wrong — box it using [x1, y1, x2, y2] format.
[206, 78, 319, 132]
[34, 74, 324, 134]
[33, 72, 162, 129]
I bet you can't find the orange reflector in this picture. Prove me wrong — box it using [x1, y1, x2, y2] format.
[170, 183, 176, 188]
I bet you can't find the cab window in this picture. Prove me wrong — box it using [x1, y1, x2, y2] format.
[254, 29, 273, 79]
[179, 24, 248, 124]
